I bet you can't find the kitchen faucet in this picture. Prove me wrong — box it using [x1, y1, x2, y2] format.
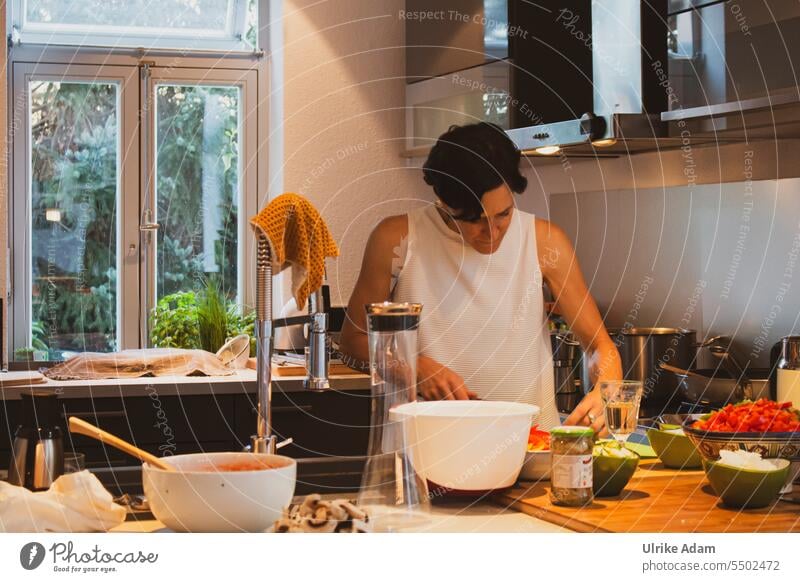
[251, 235, 331, 455]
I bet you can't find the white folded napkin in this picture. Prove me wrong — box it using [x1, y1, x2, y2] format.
[0, 470, 127, 532]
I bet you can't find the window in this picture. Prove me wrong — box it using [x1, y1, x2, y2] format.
[155, 84, 242, 303]
[9, 0, 257, 52]
[9, 5, 264, 360]
[29, 79, 121, 353]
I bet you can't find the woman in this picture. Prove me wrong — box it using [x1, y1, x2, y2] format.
[339, 123, 621, 431]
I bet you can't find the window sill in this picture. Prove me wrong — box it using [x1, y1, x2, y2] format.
[0, 369, 370, 400]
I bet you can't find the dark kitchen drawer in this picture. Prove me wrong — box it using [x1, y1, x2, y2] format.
[234, 390, 371, 458]
[1, 389, 371, 470]
[0, 394, 238, 468]
[59, 394, 237, 449]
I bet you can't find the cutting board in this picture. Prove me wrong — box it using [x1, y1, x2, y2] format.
[246, 358, 364, 376]
[0, 371, 47, 387]
[495, 459, 800, 533]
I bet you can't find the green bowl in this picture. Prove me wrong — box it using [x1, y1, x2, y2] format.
[593, 451, 640, 497]
[703, 458, 790, 509]
[647, 427, 703, 469]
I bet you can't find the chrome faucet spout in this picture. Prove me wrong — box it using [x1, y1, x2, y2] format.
[305, 288, 331, 391]
[252, 236, 277, 454]
[251, 237, 331, 453]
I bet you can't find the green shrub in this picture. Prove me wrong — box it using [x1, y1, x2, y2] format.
[150, 282, 255, 354]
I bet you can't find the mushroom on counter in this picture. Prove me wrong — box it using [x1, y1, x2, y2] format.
[273, 494, 370, 533]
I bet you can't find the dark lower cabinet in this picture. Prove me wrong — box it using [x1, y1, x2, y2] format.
[235, 390, 372, 458]
[0, 389, 371, 470]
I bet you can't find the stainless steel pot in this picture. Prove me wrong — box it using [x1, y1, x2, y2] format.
[664, 366, 773, 407]
[609, 327, 697, 417]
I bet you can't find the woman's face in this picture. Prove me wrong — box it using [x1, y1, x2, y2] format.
[438, 184, 515, 254]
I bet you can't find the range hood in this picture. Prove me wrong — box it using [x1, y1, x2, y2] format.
[505, 0, 800, 157]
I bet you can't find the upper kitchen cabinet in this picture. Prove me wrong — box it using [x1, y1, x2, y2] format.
[404, 0, 515, 149]
[405, 0, 508, 81]
[405, 1, 800, 157]
[667, 0, 800, 113]
[404, 1, 599, 150]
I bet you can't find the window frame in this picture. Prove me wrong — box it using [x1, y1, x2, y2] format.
[8, 44, 267, 356]
[8, 0, 252, 53]
[10, 62, 140, 353]
[143, 66, 259, 345]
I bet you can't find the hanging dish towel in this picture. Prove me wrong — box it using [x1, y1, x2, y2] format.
[250, 193, 339, 308]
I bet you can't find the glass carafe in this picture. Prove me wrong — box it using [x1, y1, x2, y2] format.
[357, 302, 429, 531]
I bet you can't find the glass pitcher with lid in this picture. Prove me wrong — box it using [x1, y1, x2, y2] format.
[357, 302, 430, 531]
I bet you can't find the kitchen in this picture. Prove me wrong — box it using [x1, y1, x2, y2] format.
[1, 0, 800, 577]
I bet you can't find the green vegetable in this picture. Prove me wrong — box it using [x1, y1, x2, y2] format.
[593, 440, 636, 458]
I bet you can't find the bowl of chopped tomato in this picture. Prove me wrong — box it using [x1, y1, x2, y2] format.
[519, 426, 551, 481]
[682, 399, 800, 465]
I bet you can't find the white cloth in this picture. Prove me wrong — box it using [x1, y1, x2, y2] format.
[0, 471, 126, 532]
[392, 205, 560, 430]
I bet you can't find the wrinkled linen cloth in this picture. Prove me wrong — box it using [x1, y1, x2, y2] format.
[43, 348, 233, 380]
[250, 193, 339, 309]
[0, 471, 126, 532]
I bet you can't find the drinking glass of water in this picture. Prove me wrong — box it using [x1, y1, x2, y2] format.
[599, 381, 643, 443]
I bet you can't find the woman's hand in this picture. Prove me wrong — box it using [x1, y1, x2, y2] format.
[565, 388, 607, 436]
[417, 355, 479, 400]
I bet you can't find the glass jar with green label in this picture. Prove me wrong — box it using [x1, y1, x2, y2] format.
[550, 425, 594, 507]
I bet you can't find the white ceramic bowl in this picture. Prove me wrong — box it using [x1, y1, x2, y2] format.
[142, 452, 296, 532]
[392, 400, 539, 493]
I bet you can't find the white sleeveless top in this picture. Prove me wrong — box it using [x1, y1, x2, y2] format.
[392, 205, 560, 430]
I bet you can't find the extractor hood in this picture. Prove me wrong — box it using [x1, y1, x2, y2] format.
[504, 0, 800, 157]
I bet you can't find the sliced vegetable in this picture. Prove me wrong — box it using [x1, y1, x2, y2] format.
[692, 399, 800, 433]
[527, 425, 550, 452]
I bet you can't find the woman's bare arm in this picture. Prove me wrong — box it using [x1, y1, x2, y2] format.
[339, 216, 406, 370]
[339, 214, 477, 400]
[536, 218, 622, 433]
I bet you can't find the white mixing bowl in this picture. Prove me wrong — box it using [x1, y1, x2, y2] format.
[391, 400, 538, 494]
[142, 452, 296, 532]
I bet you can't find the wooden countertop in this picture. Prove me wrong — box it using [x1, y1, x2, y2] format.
[495, 459, 800, 533]
[0, 369, 371, 399]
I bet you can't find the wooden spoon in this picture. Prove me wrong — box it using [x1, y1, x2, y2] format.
[68, 416, 174, 471]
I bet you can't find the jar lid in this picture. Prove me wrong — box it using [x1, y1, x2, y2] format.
[365, 302, 423, 332]
[551, 425, 595, 437]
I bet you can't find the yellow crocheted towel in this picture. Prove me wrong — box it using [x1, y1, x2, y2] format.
[250, 193, 339, 308]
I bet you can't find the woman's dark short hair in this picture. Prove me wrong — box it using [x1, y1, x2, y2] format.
[422, 122, 527, 222]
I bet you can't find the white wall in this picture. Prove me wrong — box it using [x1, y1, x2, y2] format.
[277, 0, 428, 307]
[534, 143, 800, 367]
